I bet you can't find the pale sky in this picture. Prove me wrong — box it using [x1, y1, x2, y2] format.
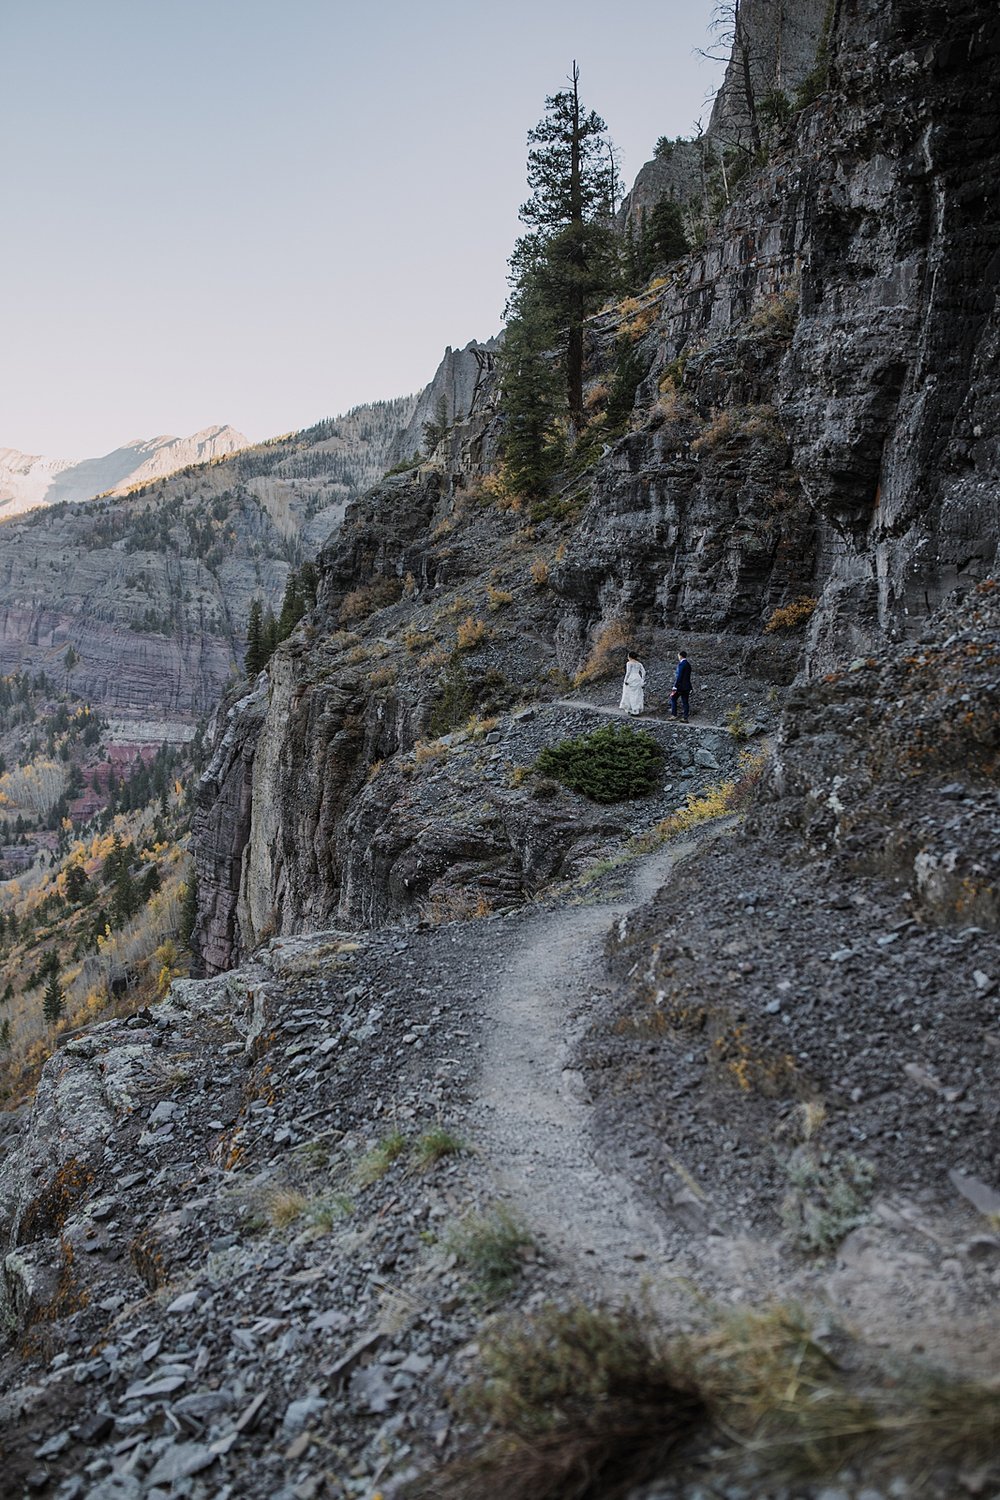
[2, 1, 724, 458]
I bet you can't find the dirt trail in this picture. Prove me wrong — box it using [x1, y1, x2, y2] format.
[475, 836, 710, 1307]
[553, 697, 727, 731]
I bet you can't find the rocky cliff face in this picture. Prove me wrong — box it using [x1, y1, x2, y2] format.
[707, 0, 830, 145]
[578, 0, 1000, 666]
[618, 0, 828, 229]
[0, 396, 424, 731]
[391, 339, 501, 464]
[193, 0, 999, 969]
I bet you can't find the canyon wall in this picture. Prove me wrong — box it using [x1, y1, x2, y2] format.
[193, 0, 1000, 970]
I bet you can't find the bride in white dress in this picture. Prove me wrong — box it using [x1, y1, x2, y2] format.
[619, 651, 646, 716]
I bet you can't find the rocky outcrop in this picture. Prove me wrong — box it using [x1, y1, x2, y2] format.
[707, 0, 830, 146]
[193, 681, 270, 975]
[392, 339, 501, 463]
[756, 579, 1000, 927]
[618, 0, 828, 229]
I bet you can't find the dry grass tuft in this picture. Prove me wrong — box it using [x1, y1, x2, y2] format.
[690, 404, 782, 455]
[749, 287, 799, 340]
[765, 595, 818, 633]
[405, 1302, 704, 1500]
[337, 577, 402, 624]
[421, 889, 494, 926]
[456, 615, 487, 651]
[413, 739, 448, 766]
[574, 619, 632, 686]
[405, 1299, 1000, 1499]
[265, 1188, 309, 1228]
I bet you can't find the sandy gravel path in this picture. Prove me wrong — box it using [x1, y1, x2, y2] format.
[475, 838, 702, 1304]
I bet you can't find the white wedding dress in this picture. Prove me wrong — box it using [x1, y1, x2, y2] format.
[619, 660, 646, 716]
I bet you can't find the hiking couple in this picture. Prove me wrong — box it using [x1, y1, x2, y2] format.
[619, 650, 691, 720]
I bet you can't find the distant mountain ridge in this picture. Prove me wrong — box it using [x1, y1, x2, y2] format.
[0, 424, 250, 514]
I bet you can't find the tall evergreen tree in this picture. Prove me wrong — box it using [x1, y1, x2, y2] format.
[497, 300, 564, 499]
[500, 65, 620, 496]
[42, 956, 64, 1024]
[277, 575, 303, 641]
[112, 862, 140, 925]
[245, 599, 264, 678]
[180, 872, 198, 948]
[263, 607, 279, 660]
[507, 64, 619, 430]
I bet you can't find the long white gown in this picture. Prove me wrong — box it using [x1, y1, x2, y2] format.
[619, 659, 646, 716]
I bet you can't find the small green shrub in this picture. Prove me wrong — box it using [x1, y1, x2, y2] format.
[781, 1149, 875, 1254]
[413, 1127, 464, 1170]
[725, 704, 749, 741]
[428, 653, 476, 737]
[537, 724, 662, 803]
[448, 1204, 533, 1299]
[354, 1129, 407, 1187]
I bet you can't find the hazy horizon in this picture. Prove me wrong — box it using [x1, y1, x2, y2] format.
[2, 0, 725, 458]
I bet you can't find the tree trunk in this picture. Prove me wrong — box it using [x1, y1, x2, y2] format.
[735, 2, 762, 158]
[567, 61, 585, 429]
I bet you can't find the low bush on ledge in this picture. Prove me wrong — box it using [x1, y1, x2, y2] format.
[536, 723, 662, 803]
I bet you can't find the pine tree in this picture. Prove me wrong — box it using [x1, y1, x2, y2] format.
[500, 64, 620, 495]
[65, 863, 90, 901]
[103, 831, 127, 882]
[0, 1017, 10, 1051]
[112, 863, 140, 925]
[422, 394, 451, 454]
[277, 574, 303, 641]
[497, 304, 564, 499]
[245, 599, 264, 678]
[180, 872, 198, 948]
[263, 607, 279, 660]
[42, 955, 64, 1024]
[643, 197, 688, 268]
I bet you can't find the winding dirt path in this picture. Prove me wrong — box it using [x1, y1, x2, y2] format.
[554, 697, 727, 731]
[475, 838, 705, 1305]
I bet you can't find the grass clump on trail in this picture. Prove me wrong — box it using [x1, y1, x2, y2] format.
[405, 1300, 1000, 1499]
[447, 1204, 534, 1301]
[537, 723, 662, 803]
[413, 1126, 464, 1170]
[354, 1129, 407, 1187]
[405, 1302, 704, 1500]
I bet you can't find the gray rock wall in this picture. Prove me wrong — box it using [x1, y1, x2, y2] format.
[193, 0, 1000, 970]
